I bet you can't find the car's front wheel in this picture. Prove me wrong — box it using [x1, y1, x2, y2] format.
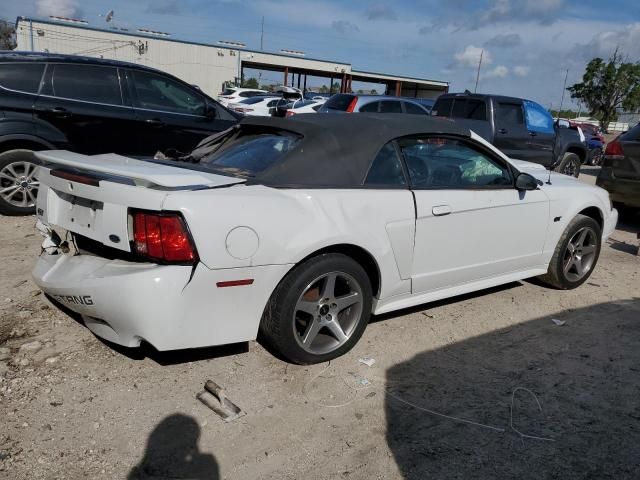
[260, 253, 373, 364]
[0, 150, 40, 216]
[538, 214, 602, 289]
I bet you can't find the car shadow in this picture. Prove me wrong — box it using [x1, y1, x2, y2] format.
[385, 298, 640, 479]
[128, 413, 219, 479]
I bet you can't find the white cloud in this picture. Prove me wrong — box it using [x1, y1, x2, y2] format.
[36, 0, 82, 18]
[483, 65, 509, 79]
[454, 45, 492, 67]
[513, 65, 530, 76]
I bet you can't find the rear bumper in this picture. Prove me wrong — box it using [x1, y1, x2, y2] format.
[597, 176, 640, 208]
[32, 253, 291, 351]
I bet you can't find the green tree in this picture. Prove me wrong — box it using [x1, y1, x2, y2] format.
[370, 89, 378, 95]
[319, 84, 329, 93]
[568, 51, 640, 132]
[241, 77, 260, 89]
[0, 20, 16, 50]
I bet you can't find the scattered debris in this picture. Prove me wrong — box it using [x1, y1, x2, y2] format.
[359, 378, 371, 386]
[365, 392, 376, 399]
[18, 340, 42, 355]
[17, 310, 32, 319]
[358, 356, 376, 367]
[197, 380, 245, 422]
[12, 280, 27, 288]
[0, 347, 10, 361]
[551, 318, 566, 326]
[421, 312, 435, 318]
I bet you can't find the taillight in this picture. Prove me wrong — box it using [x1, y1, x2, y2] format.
[346, 96, 358, 112]
[286, 110, 296, 117]
[131, 211, 198, 264]
[605, 138, 624, 158]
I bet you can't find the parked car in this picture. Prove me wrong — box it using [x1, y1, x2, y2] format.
[217, 87, 268, 107]
[270, 86, 304, 117]
[31, 114, 616, 364]
[317, 94, 431, 115]
[412, 98, 435, 113]
[285, 99, 326, 116]
[432, 93, 587, 176]
[575, 123, 605, 165]
[227, 96, 283, 116]
[596, 123, 640, 211]
[0, 52, 239, 216]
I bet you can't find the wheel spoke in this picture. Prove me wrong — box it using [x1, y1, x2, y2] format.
[576, 228, 588, 247]
[574, 258, 584, 276]
[320, 273, 337, 299]
[26, 165, 38, 181]
[325, 319, 348, 343]
[301, 319, 322, 346]
[26, 189, 36, 206]
[0, 185, 19, 195]
[581, 245, 596, 255]
[335, 292, 360, 312]
[566, 242, 576, 254]
[0, 172, 17, 182]
[296, 300, 318, 316]
[5, 164, 19, 178]
[563, 256, 574, 274]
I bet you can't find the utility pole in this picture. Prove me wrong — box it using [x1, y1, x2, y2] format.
[260, 16, 264, 50]
[558, 68, 569, 117]
[474, 49, 483, 93]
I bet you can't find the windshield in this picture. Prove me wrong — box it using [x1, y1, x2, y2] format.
[220, 88, 236, 96]
[239, 96, 275, 105]
[199, 131, 300, 178]
[292, 100, 316, 109]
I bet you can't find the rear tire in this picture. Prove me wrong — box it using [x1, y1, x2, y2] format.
[538, 214, 601, 289]
[259, 253, 372, 364]
[554, 152, 581, 178]
[0, 149, 40, 216]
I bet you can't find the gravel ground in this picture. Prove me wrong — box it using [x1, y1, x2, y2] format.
[1, 168, 639, 480]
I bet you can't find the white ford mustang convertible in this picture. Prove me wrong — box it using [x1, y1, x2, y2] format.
[32, 114, 617, 364]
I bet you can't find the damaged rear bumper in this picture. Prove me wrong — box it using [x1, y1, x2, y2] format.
[32, 253, 290, 351]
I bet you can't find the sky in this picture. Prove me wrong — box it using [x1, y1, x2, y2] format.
[2, 0, 640, 108]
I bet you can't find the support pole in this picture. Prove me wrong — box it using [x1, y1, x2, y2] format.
[283, 67, 288, 87]
[474, 49, 483, 93]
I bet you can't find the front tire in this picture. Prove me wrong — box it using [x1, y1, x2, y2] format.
[259, 253, 373, 364]
[555, 152, 581, 178]
[0, 150, 40, 216]
[538, 214, 601, 289]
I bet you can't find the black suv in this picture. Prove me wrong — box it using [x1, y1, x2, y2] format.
[0, 52, 239, 215]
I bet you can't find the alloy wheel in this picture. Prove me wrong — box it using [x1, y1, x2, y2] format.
[293, 271, 363, 355]
[0, 161, 39, 209]
[562, 158, 579, 177]
[562, 226, 598, 282]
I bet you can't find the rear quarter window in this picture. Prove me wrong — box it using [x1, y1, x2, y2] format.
[52, 64, 122, 105]
[324, 94, 356, 111]
[432, 98, 453, 117]
[0, 63, 45, 93]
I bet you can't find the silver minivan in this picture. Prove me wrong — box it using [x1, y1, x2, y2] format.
[317, 94, 431, 115]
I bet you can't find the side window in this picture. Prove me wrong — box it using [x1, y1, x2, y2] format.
[131, 70, 205, 115]
[404, 102, 427, 115]
[399, 137, 512, 188]
[466, 99, 487, 120]
[0, 63, 45, 93]
[524, 100, 554, 133]
[52, 64, 122, 105]
[497, 102, 524, 125]
[432, 98, 453, 117]
[365, 142, 406, 187]
[267, 99, 280, 107]
[451, 99, 466, 118]
[380, 100, 402, 113]
[359, 101, 379, 113]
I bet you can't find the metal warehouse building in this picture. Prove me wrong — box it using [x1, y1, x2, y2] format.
[15, 16, 449, 99]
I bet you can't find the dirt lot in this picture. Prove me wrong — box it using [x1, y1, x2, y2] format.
[1, 169, 639, 480]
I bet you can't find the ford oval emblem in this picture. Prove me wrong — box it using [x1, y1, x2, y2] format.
[109, 234, 121, 243]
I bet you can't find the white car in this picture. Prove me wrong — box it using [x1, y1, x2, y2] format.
[285, 99, 326, 117]
[217, 87, 268, 107]
[31, 114, 617, 364]
[227, 96, 283, 116]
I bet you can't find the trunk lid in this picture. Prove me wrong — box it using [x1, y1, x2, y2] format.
[34, 151, 244, 253]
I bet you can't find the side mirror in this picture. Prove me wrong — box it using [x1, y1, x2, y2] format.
[515, 172, 539, 191]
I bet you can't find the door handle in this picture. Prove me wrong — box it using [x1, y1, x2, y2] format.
[432, 205, 452, 216]
[498, 128, 507, 134]
[49, 107, 72, 118]
[528, 131, 537, 137]
[145, 118, 166, 127]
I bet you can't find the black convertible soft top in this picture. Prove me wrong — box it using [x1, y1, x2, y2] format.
[234, 113, 471, 187]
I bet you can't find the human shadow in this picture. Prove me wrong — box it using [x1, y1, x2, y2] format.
[128, 414, 219, 479]
[386, 299, 640, 479]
